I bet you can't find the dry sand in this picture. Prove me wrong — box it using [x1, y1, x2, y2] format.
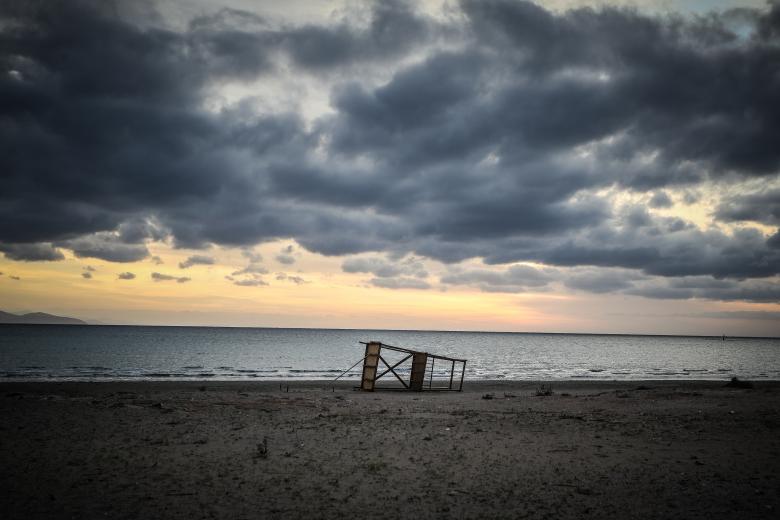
[1, 380, 779, 519]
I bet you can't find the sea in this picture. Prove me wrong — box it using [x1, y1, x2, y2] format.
[1, 325, 778, 382]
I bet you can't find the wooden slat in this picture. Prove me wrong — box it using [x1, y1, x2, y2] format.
[361, 341, 381, 391]
[409, 352, 428, 392]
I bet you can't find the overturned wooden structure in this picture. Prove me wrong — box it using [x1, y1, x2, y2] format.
[358, 341, 466, 392]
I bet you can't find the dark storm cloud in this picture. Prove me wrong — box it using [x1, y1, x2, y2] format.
[440, 264, 551, 293]
[715, 189, 780, 225]
[179, 255, 215, 269]
[563, 270, 640, 294]
[699, 311, 780, 321]
[0, 0, 279, 247]
[186, 11, 274, 80]
[534, 219, 780, 279]
[456, 263, 780, 304]
[370, 277, 430, 290]
[531, 244, 661, 270]
[626, 278, 780, 304]
[117, 219, 167, 244]
[342, 254, 430, 289]
[769, 231, 780, 249]
[2, 0, 779, 304]
[61, 233, 149, 263]
[648, 191, 673, 209]
[0, 242, 64, 261]
[461, 0, 780, 180]
[281, 0, 431, 69]
[342, 256, 427, 279]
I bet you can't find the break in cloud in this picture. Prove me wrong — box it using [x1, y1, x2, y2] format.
[0, 0, 778, 304]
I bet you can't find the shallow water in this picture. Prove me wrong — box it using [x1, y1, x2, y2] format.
[0, 325, 778, 381]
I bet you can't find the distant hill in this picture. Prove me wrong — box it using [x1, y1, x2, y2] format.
[0, 310, 87, 325]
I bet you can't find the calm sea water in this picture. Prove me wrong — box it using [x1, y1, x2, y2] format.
[1, 325, 778, 381]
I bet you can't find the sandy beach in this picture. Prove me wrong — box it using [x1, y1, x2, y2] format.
[1, 380, 779, 519]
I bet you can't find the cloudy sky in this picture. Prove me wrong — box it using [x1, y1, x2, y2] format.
[1, 0, 778, 335]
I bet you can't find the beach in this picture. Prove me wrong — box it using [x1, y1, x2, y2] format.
[2, 380, 779, 519]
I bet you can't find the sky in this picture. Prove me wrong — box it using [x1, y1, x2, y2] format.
[1, 0, 779, 336]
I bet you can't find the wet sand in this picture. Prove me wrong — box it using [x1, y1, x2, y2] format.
[1, 380, 779, 519]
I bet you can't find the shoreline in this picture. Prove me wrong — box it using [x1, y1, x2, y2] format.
[0, 377, 773, 389]
[3, 375, 778, 385]
[3, 379, 779, 519]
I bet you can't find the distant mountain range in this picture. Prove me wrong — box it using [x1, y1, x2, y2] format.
[0, 310, 87, 325]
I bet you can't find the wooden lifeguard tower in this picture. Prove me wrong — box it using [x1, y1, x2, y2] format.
[357, 341, 466, 391]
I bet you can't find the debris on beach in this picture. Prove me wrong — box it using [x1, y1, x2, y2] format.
[335, 341, 467, 392]
[725, 377, 754, 389]
[255, 437, 268, 459]
[535, 384, 554, 396]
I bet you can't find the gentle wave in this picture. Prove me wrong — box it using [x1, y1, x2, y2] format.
[1, 325, 778, 381]
[2, 366, 778, 381]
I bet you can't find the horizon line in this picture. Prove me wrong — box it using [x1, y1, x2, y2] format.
[2, 322, 777, 341]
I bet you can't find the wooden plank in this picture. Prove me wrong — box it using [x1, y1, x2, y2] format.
[409, 352, 427, 391]
[361, 341, 381, 391]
